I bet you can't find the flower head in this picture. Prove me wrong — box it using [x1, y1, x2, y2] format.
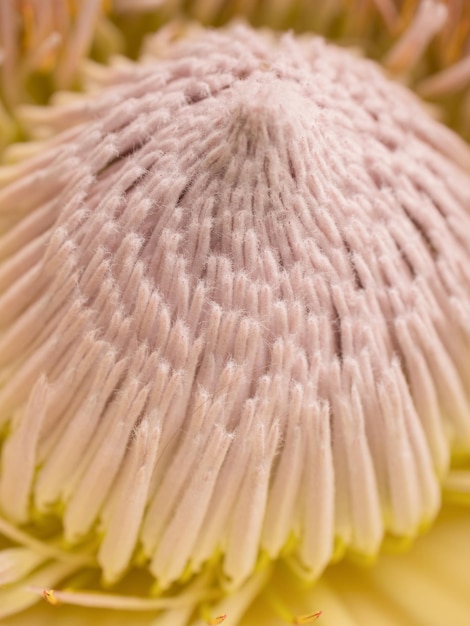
[0, 16, 469, 626]
[1, 0, 470, 145]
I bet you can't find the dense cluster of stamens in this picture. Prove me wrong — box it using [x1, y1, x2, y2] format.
[0, 21, 469, 621]
[1, 1, 470, 148]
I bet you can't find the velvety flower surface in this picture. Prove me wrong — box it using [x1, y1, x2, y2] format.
[0, 16, 469, 626]
[1, 1, 470, 143]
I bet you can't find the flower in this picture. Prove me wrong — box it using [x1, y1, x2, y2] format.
[2, 504, 470, 625]
[1, 0, 470, 145]
[0, 6, 469, 626]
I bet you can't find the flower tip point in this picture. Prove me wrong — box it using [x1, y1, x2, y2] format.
[292, 611, 322, 624]
[208, 614, 228, 625]
[42, 589, 60, 606]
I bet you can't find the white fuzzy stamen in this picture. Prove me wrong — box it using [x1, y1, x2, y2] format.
[0, 23, 469, 614]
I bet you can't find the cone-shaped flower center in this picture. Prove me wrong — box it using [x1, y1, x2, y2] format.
[0, 23, 469, 619]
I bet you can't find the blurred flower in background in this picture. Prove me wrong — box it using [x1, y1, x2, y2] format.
[0, 2, 469, 626]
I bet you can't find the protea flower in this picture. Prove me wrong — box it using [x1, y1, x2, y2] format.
[1, 0, 470, 143]
[0, 5, 469, 626]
